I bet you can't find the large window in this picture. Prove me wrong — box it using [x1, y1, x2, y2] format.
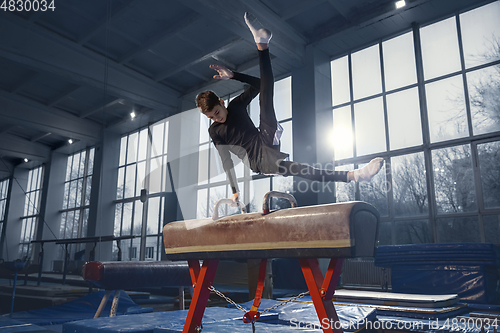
[331, 1, 500, 245]
[19, 166, 43, 259]
[0, 178, 10, 238]
[115, 120, 169, 261]
[58, 148, 95, 259]
[197, 76, 293, 217]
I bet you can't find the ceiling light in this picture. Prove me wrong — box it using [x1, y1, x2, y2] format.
[24, 158, 29, 163]
[130, 112, 136, 119]
[395, 0, 406, 9]
[68, 139, 73, 144]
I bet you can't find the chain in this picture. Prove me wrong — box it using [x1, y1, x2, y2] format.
[209, 286, 310, 314]
[209, 286, 248, 313]
[261, 291, 310, 313]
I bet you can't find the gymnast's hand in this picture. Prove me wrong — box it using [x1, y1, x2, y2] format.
[230, 192, 240, 207]
[210, 64, 234, 80]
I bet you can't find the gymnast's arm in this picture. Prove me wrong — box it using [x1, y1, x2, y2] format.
[210, 131, 240, 202]
[210, 64, 260, 108]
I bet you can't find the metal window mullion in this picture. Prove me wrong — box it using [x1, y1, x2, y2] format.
[454, 14, 486, 242]
[0, 178, 13, 258]
[77, 148, 91, 239]
[63, 180, 71, 211]
[379, 41, 395, 243]
[31, 167, 42, 243]
[456, 14, 474, 140]
[471, 141, 486, 242]
[161, 121, 168, 192]
[71, 156, 80, 209]
[26, 170, 35, 216]
[347, 52, 361, 202]
[206, 143, 212, 218]
[129, 158, 139, 247]
[118, 136, 130, 203]
[140, 126, 154, 261]
[435, 210, 486, 219]
[27, 167, 33, 193]
[118, 136, 131, 258]
[413, 22, 437, 243]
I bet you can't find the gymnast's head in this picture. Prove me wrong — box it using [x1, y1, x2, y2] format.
[196, 90, 228, 124]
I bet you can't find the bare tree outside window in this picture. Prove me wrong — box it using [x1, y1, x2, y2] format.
[467, 56, 500, 135]
[477, 141, 500, 209]
[432, 145, 476, 214]
[395, 220, 431, 245]
[392, 153, 428, 216]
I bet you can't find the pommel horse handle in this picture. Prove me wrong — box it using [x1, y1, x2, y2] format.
[262, 191, 298, 214]
[212, 198, 246, 220]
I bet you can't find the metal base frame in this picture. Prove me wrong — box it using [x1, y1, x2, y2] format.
[182, 257, 344, 333]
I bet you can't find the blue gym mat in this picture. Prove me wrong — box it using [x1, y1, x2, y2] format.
[62, 299, 376, 333]
[4, 290, 152, 326]
[62, 307, 278, 333]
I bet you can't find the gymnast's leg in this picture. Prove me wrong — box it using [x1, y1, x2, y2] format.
[278, 158, 385, 183]
[244, 12, 280, 147]
[244, 12, 384, 183]
[278, 160, 349, 182]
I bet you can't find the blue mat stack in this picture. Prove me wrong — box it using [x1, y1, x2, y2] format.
[375, 243, 500, 304]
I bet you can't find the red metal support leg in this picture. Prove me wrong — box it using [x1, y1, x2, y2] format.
[299, 258, 344, 333]
[187, 260, 201, 283]
[183, 259, 219, 333]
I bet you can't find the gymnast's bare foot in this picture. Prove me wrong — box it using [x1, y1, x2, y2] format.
[349, 157, 384, 182]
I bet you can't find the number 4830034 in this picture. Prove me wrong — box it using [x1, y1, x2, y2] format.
[1, 0, 55, 11]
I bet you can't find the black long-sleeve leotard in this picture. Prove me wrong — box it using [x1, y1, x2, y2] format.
[208, 72, 289, 194]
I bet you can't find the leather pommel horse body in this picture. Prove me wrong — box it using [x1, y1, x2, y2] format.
[163, 191, 380, 333]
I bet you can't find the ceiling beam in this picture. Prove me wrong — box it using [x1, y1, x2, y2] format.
[77, 0, 140, 45]
[47, 85, 81, 107]
[0, 125, 16, 135]
[155, 37, 243, 81]
[181, 52, 266, 97]
[31, 132, 52, 142]
[118, 13, 202, 64]
[210, 55, 235, 69]
[80, 98, 125, 119]
[176, 0, 305, 68]
[10, 72, 39, 94]
[0, 133, 51, 162]
[0, 90, 102, 143]
[0, 12, 180, 113]
[326, 0, 354, 20]
[281, 0, 326, 20]
[0, 158, 13, 178]
[313, 0, 429, 45]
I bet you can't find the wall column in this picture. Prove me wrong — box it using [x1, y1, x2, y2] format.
[291, 45, 335, 206]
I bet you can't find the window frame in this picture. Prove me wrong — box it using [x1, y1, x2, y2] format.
[330, 2, 500, 245]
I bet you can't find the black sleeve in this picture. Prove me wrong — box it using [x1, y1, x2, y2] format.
[228, 72, 260, 109]
[210, 130, 239, 194]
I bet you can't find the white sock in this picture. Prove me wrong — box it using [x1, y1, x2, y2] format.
[244, 12, 272, 44]
[353, 157, 384, 182]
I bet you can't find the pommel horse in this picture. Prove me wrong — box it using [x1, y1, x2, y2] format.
[163, 191, 379, 333]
